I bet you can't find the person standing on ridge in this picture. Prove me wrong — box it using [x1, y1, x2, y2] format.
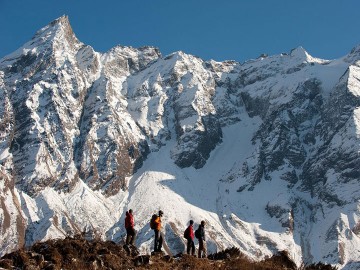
[184, 220, 195, 255]
[153, 210, 164, 252]
[197, 220, 207, 258]
[124, 209, 136, 246]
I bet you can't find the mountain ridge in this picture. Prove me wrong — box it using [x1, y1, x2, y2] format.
[0, 16, 360, 269]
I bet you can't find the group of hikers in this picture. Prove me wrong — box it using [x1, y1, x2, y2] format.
[124, 209, 207, 258]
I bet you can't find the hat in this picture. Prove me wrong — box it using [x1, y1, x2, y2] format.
[189, 220, 194, 225]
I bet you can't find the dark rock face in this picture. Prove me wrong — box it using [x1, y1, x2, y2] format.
[300, 70, 360, 203]
[173, 114, 222, 169]
[238, 79, 323, 189]
[241, 92, 270, 118]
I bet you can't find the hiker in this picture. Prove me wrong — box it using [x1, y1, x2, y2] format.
[196, 220, 207, 258]
[125, 209, 136, 246]
[152, 210, 164, 252]
[184, 220, 195, 255]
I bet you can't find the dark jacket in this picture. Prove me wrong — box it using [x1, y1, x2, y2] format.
[199, 225, 205, 241]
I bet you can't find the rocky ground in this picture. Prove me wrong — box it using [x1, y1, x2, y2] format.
[0, 234, 336, 270]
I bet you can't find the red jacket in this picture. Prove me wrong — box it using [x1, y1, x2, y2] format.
[125, 211, 134, 229]
[187, 225, 195, 240]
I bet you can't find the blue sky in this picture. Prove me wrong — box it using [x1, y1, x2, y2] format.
[0, 0, 359, 62]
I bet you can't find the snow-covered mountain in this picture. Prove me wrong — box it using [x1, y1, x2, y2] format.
[0, 15, 360, 269]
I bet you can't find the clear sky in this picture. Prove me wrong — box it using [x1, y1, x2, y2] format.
[0, 0, 359, 62]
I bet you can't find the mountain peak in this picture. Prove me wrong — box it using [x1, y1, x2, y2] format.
[290, 46, 309, 59]
[50, 14, 70, 26]
[344, 44, 360, 63]
[35, 15, 71, 36]
[288, 46, 325, 63]
[0, 15, 80, 63]
[32, 15, 82, 51]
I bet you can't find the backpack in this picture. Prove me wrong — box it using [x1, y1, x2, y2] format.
[195, 227, 201, 239]
[183, 227, 190, 239]
[150, 214, 157, 230]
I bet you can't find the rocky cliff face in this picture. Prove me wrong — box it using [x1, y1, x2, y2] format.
[0, 16, 359, 269]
